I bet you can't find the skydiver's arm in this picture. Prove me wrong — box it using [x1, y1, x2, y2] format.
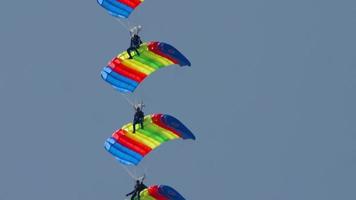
[126, 190, 135, 196]
[129, 29, 134, 37]
[137, 26, 142, 35]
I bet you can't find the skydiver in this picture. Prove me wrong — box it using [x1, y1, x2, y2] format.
[126, 177, 147, 200]
[133, 103, 144, 133]
[127, 25, 143, 59]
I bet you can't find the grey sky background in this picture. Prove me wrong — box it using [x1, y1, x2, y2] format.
[1, 0, 356, 199]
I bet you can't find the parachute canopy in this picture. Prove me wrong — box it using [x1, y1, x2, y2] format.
[101, 41, 191, 93]
[97, 0, 144, 19]
[134, 185, 186, 200]
[105, 114, 195, 165]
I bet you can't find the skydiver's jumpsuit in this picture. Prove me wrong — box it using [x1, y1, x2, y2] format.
[126, 182, 147, 200]
[133, 109, 144, 133]
[127, 34, 143, 59]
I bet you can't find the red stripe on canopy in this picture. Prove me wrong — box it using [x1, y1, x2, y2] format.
[148, 186, 169, 200]
[148, 42, 179, 64]
[151, 114, 182, 138]
[112, 129, 152, 156]
[109, 58, 146, 82]
[116, 0, 142, 9]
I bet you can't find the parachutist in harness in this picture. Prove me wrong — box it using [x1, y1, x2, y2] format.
[127, 25, 143, 59]
[133, 103, 144, 133]
[126, 178, 147, 200]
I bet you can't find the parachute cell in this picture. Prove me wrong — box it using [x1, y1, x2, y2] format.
[97, 0, 144, 19]
[101, 41, 191, 93]
[133, 185, 186, 200]
[104, 114, 195, 165]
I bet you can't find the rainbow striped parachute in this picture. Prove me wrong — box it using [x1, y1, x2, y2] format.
[104, 114, 195, 165]
[97, 0, 144, 19]
[133, 185, 186, 200]
[101, 41, 191, 93]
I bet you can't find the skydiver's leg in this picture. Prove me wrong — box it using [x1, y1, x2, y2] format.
[133, 122, 137, 133]
[134, 48, 140, 56]
[140, 121, 144, 129]
[127, 48, 133, 59]
[131, 192, 138, 200]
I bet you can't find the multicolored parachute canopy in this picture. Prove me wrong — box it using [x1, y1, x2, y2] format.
[104, 114, 195, 165]
[133, 185, 186, 200]
[97, 0, 144, 19]
[101, 41, 191, 93]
